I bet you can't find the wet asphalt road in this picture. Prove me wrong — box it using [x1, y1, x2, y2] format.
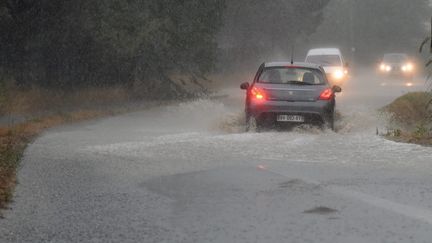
[1, 71, 432, 242]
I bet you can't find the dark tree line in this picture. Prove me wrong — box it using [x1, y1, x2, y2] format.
[0, 0, 225, 97]
[2, 0, 430, 94]
[1, 0, 332, 93]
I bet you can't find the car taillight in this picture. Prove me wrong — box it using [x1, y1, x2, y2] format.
[319, 88, 333, 100]
[250, 87, 266, 100]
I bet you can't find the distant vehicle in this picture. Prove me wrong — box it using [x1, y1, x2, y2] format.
[305, 48, 349, 86]
[240, 62, 342, 131]
[378, 53, 416, 81]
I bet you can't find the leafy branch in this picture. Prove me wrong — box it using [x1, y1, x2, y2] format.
[420, 17, 432, 90]
[419, 16, 432, 123]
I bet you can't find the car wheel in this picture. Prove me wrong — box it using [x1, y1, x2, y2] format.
[324, 113, 335, 131]
[246, 116, 260, 132]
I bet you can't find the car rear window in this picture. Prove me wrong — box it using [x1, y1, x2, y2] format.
[257, 67, 326, 85]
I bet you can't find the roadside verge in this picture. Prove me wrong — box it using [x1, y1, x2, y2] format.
[382, 92, 432, 145]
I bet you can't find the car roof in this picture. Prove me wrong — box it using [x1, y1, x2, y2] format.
[264, 62, 322, 69]
[307, 48, 341, 56]
[383, 53, 408, 57]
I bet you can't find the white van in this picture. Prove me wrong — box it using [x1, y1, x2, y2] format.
[305, 48, 348, 85]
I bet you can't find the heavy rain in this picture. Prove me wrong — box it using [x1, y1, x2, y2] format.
[1, 1, 432, 242]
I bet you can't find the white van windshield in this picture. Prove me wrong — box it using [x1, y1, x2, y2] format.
[306, 55, 342, 66]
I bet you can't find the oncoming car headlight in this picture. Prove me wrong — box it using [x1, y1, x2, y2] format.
[402, 63, 414, 72]
[333, 70, 344, 79]
[379, 63, 391, 72]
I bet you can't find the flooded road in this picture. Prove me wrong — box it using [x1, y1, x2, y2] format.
[1, 71, 432, 242]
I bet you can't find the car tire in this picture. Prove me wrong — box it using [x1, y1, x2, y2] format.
[246, 115, 260, 132]
[324, 113, 335, 131]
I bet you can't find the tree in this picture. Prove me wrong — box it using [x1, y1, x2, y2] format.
[420, 17, 432, 66]
[420, 17, 431, 94]
[0, 0, 225, 97]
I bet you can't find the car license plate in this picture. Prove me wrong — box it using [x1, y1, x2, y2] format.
[277, 115, 304, 122]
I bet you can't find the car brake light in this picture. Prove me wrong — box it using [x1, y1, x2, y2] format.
[251, 87, 265, 100]
[319, 88, 333, 100]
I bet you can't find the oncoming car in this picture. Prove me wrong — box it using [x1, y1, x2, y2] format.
[240, 62, 342, 131]
[305, 48, 349, 86]
[378, 53, 416, 80]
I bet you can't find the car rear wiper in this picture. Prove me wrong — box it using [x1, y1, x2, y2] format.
[285, 81, 315, 85]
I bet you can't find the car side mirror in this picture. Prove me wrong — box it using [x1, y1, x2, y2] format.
[332, 85, 342, 93]
[240, 82, 250, 90]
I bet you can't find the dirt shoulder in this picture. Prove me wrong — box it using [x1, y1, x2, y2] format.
[382, 92, 432, 146]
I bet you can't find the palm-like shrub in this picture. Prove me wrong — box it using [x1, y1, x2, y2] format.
[420, 17, 432, 89]
[420, 17, 432, 122]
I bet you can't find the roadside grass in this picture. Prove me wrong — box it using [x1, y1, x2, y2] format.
[0, 85, 160, 212]
[382, 92, 432, 145]
[0, 125, 33, 211]
[1, 85, 131, 116]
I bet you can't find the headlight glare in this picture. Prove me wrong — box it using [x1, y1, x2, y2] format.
[333, 70, 344, 79]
